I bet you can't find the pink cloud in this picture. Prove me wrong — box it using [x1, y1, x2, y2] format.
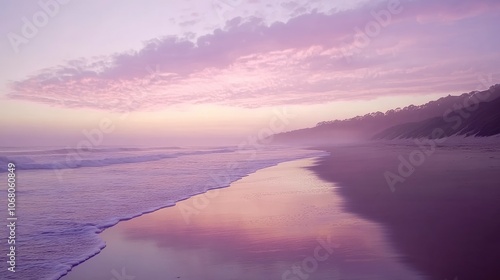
[8, 0, 500, 110]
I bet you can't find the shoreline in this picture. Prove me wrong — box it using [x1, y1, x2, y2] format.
[56, 158, 310, 280]
[311, 142, 500, 280]
[52, 150, 324, 280]
[61, 157, 422, 280]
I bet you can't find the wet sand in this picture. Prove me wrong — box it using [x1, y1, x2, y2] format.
[311, 143, 500, 280]
[62, 158, 423, 280]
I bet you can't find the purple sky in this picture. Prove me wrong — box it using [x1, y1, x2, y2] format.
[1, 0, 499, 146]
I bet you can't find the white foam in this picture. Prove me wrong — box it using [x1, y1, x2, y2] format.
[0, 146, 326, 280]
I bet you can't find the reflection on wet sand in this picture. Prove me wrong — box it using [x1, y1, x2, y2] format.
[63, 158, 424, 280]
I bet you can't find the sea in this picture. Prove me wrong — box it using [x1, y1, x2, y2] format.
[0, 146, 325, 280]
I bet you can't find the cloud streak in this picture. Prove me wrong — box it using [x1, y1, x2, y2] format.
[8, 0, 500, 110]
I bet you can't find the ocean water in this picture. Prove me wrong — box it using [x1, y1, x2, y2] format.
[0, 146, 325, 280]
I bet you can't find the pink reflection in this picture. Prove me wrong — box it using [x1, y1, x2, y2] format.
[64, 159, 423, 280]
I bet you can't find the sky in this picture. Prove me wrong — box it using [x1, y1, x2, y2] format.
[1, 0, 499, 146]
